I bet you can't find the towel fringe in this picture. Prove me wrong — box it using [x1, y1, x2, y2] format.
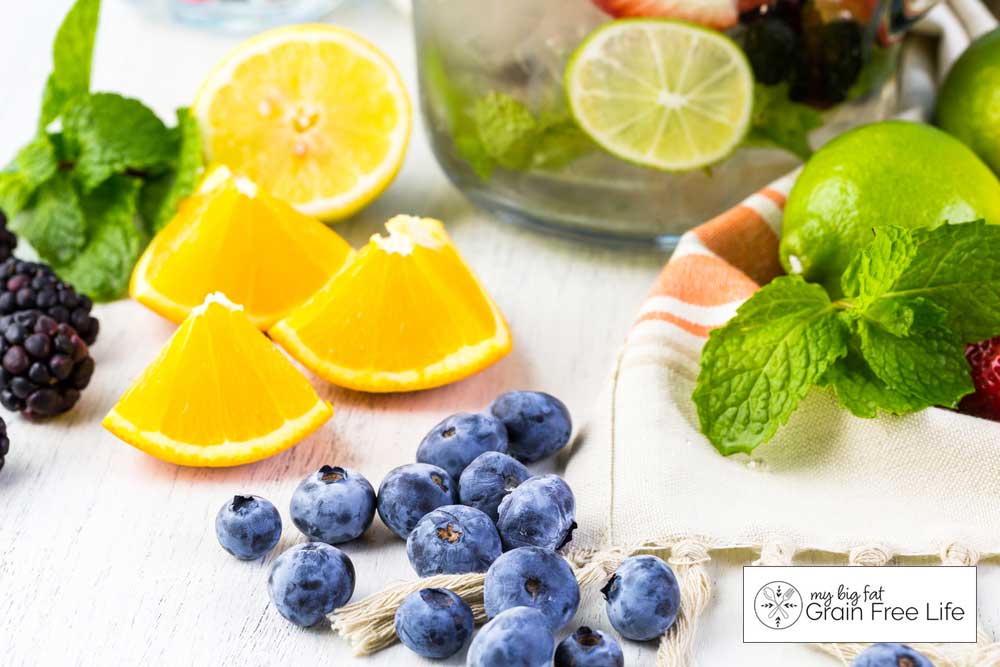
[813, 543, 1000, 667]
[331, 539, 712, 661]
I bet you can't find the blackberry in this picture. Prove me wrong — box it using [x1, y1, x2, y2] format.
[0, 259, 99, 345]
[0, 211, 17, 263]
[744, 18, 800, 85]
[0, 311, 94, 419]
[819, 20, 864, 104]
[0, 417, 8, 473]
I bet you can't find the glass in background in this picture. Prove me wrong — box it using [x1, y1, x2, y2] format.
[168, 0, 344, 32]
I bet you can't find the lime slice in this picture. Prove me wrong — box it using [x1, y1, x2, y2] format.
[565, 19, 754, 172]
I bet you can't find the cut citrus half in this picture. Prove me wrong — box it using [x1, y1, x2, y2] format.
[104, 293, 332, 467]
[565, 19, 754, 171]
[270, 216, 511, 393]
[130, 166, 353, 329]
[193, 25, 411, 221]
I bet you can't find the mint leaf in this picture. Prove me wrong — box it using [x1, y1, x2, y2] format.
[845, 221, 1000, 342]
[531, 113, 593, 171]
[474, 92, 537, 170]
[63, 93, 174, 190]
[42, 0, 101, 128]
[746, 83, 822, 161]
[860, 296, 946, 337]
[822, 348, 932, 418]
[57, 175, 142, 300]
[16, 136, 59, 187]
[139, 108, 204, 233]
[858, 321, 972, 408]
[0, 170, 34, 218]
[840, 226, 916, 304]
[10, 173, 87, 265]
[693, 276, 849, 455]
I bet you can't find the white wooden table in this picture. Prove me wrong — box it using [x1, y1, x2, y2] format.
[1, 2, 996, 665]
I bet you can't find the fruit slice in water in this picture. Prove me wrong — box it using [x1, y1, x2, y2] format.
[566, 19, 754, 172]
[592, 0, 740, 29]
[270, 216, 512, 393]
[104, 293, 332, 467]
[193, 25, 411, 221]
[131, 166, 353, 330]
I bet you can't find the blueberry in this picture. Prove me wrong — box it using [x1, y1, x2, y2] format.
[497, 474, 576, 551]
[459, 451, 530, 522]
[416, 412, 508, 480]
[394, 588, 474, 659]
[467, 606, 555, 667]
[852, 643, 934, 667]
[214, 495, 282, 560]
[555, 626, 624, 667]
[602, 555, 680, 641]
[376, 463, 457, 539]
[484, 546, 580, 632]
[290, 465, 376, 545]
[407, 504, 502, 577]
[267, 542, 355, 627]
[490, 391, 571, 462]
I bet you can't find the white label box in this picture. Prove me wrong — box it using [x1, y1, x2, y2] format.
[743, 566, 977, 643]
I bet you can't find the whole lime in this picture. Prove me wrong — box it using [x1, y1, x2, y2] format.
[937, 27, 1000, 175]
[780, 121, 1000, 296]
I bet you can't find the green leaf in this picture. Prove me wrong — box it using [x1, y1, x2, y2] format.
[858, 320, 973, 408]
[15, 135, 59, 187]
[861, 296, 946, 337]
[746, 83, 823, 161]
[63, 92, 174, 191]
[139, 107, 204, 234]
[474, 92, 537, 170]
[840, 226, 916, 303]
[56, 175, 143, 301]
[10, 172, 87, 266]
[693, 275, 849, 455]
[530, 113, 593, 171]
[860, 221, 1000, 342]
[42, 0, 101, 127]
[0, 170, 36, 218]
[822, 347, 932, 419]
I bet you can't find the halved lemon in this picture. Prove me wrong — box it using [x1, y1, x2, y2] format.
[565, 19, 753, 171]
[193, 25, 411, 221]
[130, 166, 353, 329]
[104, 293, 332, 467]
[270, 216, 512, 392]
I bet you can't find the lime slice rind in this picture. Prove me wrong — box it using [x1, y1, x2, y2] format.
[565, 19, 754, 173]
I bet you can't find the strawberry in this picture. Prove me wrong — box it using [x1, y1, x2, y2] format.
[592, 0, 741, 29]
[959, 337, 1000, 421]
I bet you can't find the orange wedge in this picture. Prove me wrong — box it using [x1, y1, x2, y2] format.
[130, 166, 353, 329]
[104, 293, 332, 467]
[270, 216, 512, 392]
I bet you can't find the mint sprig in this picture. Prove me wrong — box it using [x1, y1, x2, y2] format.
[694, 220, 999, 455]
[745, 83, 823, 161]
[0, 0, 203, 301]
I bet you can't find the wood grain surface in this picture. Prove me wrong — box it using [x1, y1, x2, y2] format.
[0, 2, 995, 666]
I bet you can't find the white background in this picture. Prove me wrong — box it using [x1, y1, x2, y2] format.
[0, 1, 997, 665]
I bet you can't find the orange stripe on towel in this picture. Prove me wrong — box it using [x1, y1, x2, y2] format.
[695, 205, 783, 285]
[636, 311, 713, 338]
[761, 188, 787, 206]
[647, 254, 760, 306]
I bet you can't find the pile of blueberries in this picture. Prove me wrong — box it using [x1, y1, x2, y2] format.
[214, 389, 931, 667]
[214, 391, 682, 665]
